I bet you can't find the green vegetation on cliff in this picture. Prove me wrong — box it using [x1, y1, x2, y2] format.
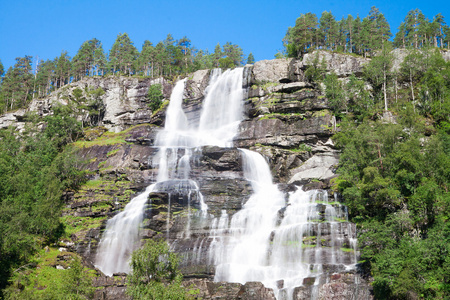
[127, 239, 198, 300]
[330, 49, 450, 298]
[0, 108, 86, 297]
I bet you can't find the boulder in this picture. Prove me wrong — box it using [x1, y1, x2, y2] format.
[288, 152, 339, 184]
[252, 58, 294, 83]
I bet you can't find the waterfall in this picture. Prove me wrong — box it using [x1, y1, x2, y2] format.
[95, 68, 244, 275]
[210, 150, 358, 299]
[95, 66, 358, 300]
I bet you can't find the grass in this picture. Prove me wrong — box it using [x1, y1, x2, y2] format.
[73, 123, 151, 148]
[106, 148, 120, 157]
[61, 214, 107, 238]
[340, 247, 355, 253]
[5, 247, 97, 298]
[73, 131, 129, 148]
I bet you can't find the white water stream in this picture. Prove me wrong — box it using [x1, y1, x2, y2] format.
[95, 68, 244, 275]
[95, 67, 357, 299]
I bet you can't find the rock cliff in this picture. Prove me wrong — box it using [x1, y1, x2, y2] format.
[1, 56, 374, 299]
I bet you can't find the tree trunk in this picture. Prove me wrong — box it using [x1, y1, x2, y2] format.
[410, 70, 415, 105]
[383, 70, 388, 111]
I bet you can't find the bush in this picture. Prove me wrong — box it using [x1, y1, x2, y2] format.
[148, 84, 164, 112]
[127, 238, 197, 300]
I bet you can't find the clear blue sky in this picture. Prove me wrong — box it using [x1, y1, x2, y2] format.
[0, 0, 449, 71]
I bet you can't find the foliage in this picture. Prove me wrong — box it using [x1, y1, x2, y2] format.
[363, 42, 393, 110]
[283, 6, 392, 57]
[147, 84, 164, 112]
[3, 250, 96, 300]
[127, 238, 197, 300]
[0, 110, 86, 297]
[304, 52, 326, 82]
[0, 34, 247, 114]
[246, 52, 255, 64]
[323, 72, 346, 113]
[333, 112, 450, 298]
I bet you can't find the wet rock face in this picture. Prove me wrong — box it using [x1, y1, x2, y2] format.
[184, 279, 277, 300]
[48, 59, 376, 299]
[290, 271, 372, 300]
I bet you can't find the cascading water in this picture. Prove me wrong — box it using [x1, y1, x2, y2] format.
[95, 68, 244, 276]
[209, 149, 358, 299]
[95, 66, 359, 299]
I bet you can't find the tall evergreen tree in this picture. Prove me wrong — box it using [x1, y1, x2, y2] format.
[366, 7, 391, 51]
[0, 59, 4, 79]
[319, 11, 338, 50]
[246, 52, 255, 64]
[177, 36, 193, 72]
[109, 33, 138, 75]
[346, 15, 355, 53]
[430, 13, 446, 48]
[54, 51, 71, 88]
[0, 56, 34, 111]
[137, 40, 155, 76]
[367, 6, 391, 51]
[34, 59, 56, 98]
[352, 15, 363, 55]
[402, 9, 427, 48]
[222, 42, 243, 67]
[212, 43, 222, 68]
[72, 38, 105, 79]
[284, 12, 318, 57]
[394, 22, 408, 48]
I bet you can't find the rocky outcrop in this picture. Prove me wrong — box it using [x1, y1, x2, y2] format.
[252, 58, 298, 83]
[1, 76, 172, 133]
[301, 50, 370, 77]
[0, 109, 28, 132]
[185, 280, 276, 299]
[0, 56, 377, 299]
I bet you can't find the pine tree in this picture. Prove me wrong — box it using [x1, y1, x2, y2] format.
[430, 13, 446, 48]
[345, 15, 355, 53]
[319, 11, 338, 50]
[352, 15, 363, 55]
[55, 51, 71, 88]
[109, 33, 138, 75]
[177, 36, 193, 73]
[72, 38, 105, 79]
[35, 59, 56, 97]
[367, 7, 391, 53]
[137, 40, 155, 76]
[246, 52, 255, 64]
[0, 59, 4, 79]
[213, 43, 222, 67]
[394, 22, 407, 48]
[0, 56, 34, 111]
[285, 12, 318, 56]
[403, 9, 427, 48]
[222, 42, 243, 67]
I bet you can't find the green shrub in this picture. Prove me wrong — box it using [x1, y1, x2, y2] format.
[148, 84, 164, 112]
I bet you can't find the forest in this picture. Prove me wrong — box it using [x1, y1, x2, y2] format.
[0, 6, 449, 300]
[0, 34, 252, 114]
